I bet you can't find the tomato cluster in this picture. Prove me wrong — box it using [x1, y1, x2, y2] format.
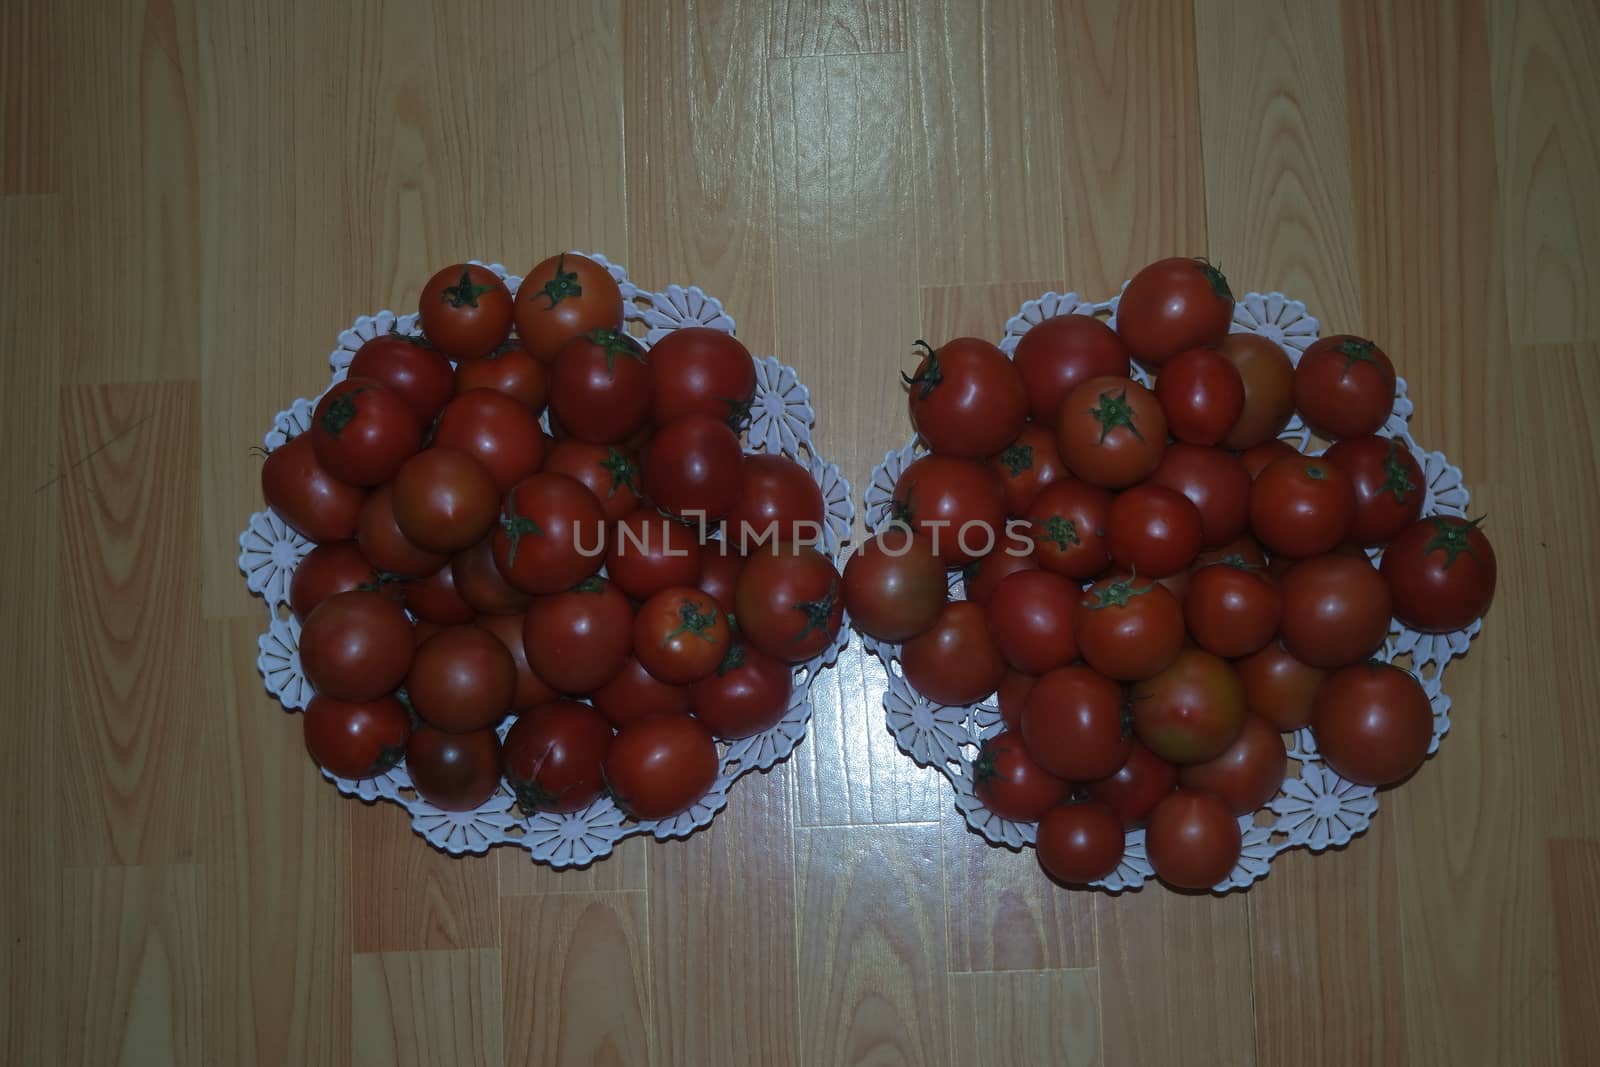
[266, 255, 843, 821]
[845, 257, 1498, 891]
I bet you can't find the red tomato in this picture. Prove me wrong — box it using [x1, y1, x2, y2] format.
[1311, 662, 1434, 786]
[697, 538, 745, 616]
[1056, 376, 1168, 488]
[406, 725, 502, 812]
[649, 327, 757, 426]
[690, 641, 794, 739]
[418, 263, 513, 359]
[1148, 443, 1252, 549]
[1085, 742, 1178, 828]
[549, 328, 652, 444]
[1183, 560, 1281, 658]
[1106, 484, 1204, 578]
[1156, 347, 1246, 445]
[474, 612, 558, 710]
[989, 423, 1069, 514]
[973, 731, 1069, 822]
[607, 510, 703, 600]
[1239, 437, 1297, 479]
[841, 531, 947, 643]
[290, 541, 385, 620]
[1129, 648, 1246, 765]
[901, 600, 1006, 705]
[734, 545, 843, 664]
[1293, 335, 1396, 440]
[1020, 665, 1131, 781]
[1025, 479, 1113, 579]
[1322, 435, 1425, 547]
[407, 624, 515, 732]
[1235, 639, 1325, 732]
[357, 485, 448, 577]
[432, 389, 547, 493]
[391, 447, 500, 553]
[1380, 516, 1497, 633]
[1177, 715, 1287, 814]
[1280, 553, 1392, 668]
[412, 619, 442, 647]
[303, 694, 410, 780]
[450, 537, 532, 615]
[985, 570, 1080, 675]
[262, 434, 365, 544]
[309, 378, 421, 487]
[454, 340, 549, 413]
[642, 414, 744, 521]
[633, 586, 731, 685]
[891, 455, 1008, 565]
[492, 473, 607, 594]
[501, 700, 613, 814]
[514, 253, 624, 360]
[403, 563, 476, 625]
[1145, 789, 1241, 889]
[1250, 455, 1356, 558]
[347, 332, 456, 424]
[542, 440, 641, 523]
[964, 549, 1038, 605]
[1218, 333, 1295, 450]
[723, 455, 826, 547]
[996, 669, 1037, 732]
[605, 714, 720, 820]
[299, 590, 414, 702]
[523, 576, 634, 694]
[1011, 314, 1131, 426]
[904, 337, 1027, 457]
[1076, 574, 1184, 681]
[591, 655, 693, 727]
[1115, 258, 1235, 369]
[1036, 801, 1125, 884]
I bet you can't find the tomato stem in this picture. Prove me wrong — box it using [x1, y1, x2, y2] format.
[1195, 258, 1234, 302]
[662, 598, 721, 646]
[441, 266, 492, 308]
[587, 327, 646, 375]
[530, 252, 581, 310]
[1087, 387, 1144, 444]
[901, 340, 942, 400]
[790, 577, 839, 644]
[1424, 514, 1486, 567]
[998, 443, 1034, 477]
[716, 642, 747, 676]
[1380, 439, 1418, 503]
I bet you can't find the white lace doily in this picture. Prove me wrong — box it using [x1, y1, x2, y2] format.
[866, 288, 1476, 893]
[239, 253, 853, 867]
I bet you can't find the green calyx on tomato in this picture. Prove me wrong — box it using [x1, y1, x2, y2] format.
[1303, 463, 1330, 481]
[1424, 514, 1487, 567]
[1085, 575, 1152, 610]
[356, 571, 405, 594]
[531, 252, 581, 309]
[1336, 337, 1380, 371]
[510, 777, 567, 819]
[1042, 514, 1080, 550]
[320, 387, 366, 435]
[442, 267, 492, 308]
[372, 743, 406, 777]
[891, 484, 917, 525]
[663, 598, 721, 646]
[1380, 441, 1418, 502]
[1195, 258, 1234, 301]
[601, 448, 639, 496]
[499, 490, 546, 566]
[573, 575, 607, 593]
[999, 443, 1035, 477]
[723, 395, 753, 431]
[388, 326, 434, 349]
[901, 340, 943, 399]
[1216, 555, 1265, 572]
[587, 327, 646, 375]
[790, 577, 840, 643]
[1087, 388, 1146, 444]
[972, 740, 1001, 783]
[716, 642, 747, 676]
[396, 690, 422, 729]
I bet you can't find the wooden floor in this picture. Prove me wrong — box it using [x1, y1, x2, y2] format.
[5, 0, 1599, 1063]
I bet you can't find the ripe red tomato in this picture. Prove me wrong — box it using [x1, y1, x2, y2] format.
[1311, 662, 1434, 786]
[1056, 376, 1168, 488]
[403, 563, 476, 625]
[1106, 484, 1204, 578]
[261, 434, 365, 544]
[1085, 742, 1178, 828]
[1020, 665, 1131, 781]
[1293, 335, 1396, 440]
[605, 714, 720, 820]
[891, 455, 1008, 565]
[302, 694, 410, 780]
[501, 700, 613, 814]
[549, 328, 652, 444]
[734, 545, 843, 664]
[901, 600, 1007, 705]
[1280, 554, 1393, 668]
[542, 440, 641, 523]
[347, 332, 456, 424]
[1025, 479, 1113, 579]
[450, 537, 532, 615]
[391, 447, 500, 553]
[474, 612, 558, 710]
[1250, 455, 1356, 558]
[964, 549, 1037, 605]
[649, 327, 757, 426]
[1148, 443, 1252, 549]
[996, 669, 1036, 732]
[697, 538, 744, 615]
[591, 655, 693, 727]
[290, 541, 385, 620]
[1162, 533, 1269, 606]
[412, 619, 442, 646]
[1183, 560, 1282, 658]
[643, 414, 744, 521]
[406, 725, 502, 812]
[690, 641, 794, 739]
[1145, 789, 1241, 889]
[607, 510, 703, 600]
[1011, 314, 1131, 426]
[406, 624, 515, 732]
[1115, 258, 1235, 369]
[973, 731, 1069, 822]
[1322, 435, 1425, 547]
[514, 253, 624, 360]
[1177, 715, 1287, 814]
[1156, 347, 1246, 445]
[1235, 639, 1325, 732]
[1218, 333, 1295, 450]
[492, 473, 607, 594]
[841, 531, 947, 643]
[432, 388, 546, 493]
[723, 455, 826, 547]
[989, 423, 1069, 514]
[1380, 516, 1497, 633]
[1076, 574, 1184, 681]
[904, 337, 1027, 457]
[418, 263, 514, 359]
[299, 590, 414, 702]
[357, 485, 449, 577]
[1035, 801, 1125, 884]
[523, 576, 634, 694]
[1239, 437, 1297, 479]
[1130, 648, 1246, 765]
[309, 378, 421, 487]
[985, 570, 1079, 675]
[634, 587, 731, 685]
[454, 341, 549, 413]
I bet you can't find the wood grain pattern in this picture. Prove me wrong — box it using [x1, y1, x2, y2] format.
[352, 949, 503, 1067]
[921, 282, 1073, 342]
[947, 970, 1100, 1067]
[497, 833, 649, 896]
[1549, 838, 1600, 1063]
[351, 802, 501, 952]
[767, 0, 906, 57]
[0, 1, 57, 194]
